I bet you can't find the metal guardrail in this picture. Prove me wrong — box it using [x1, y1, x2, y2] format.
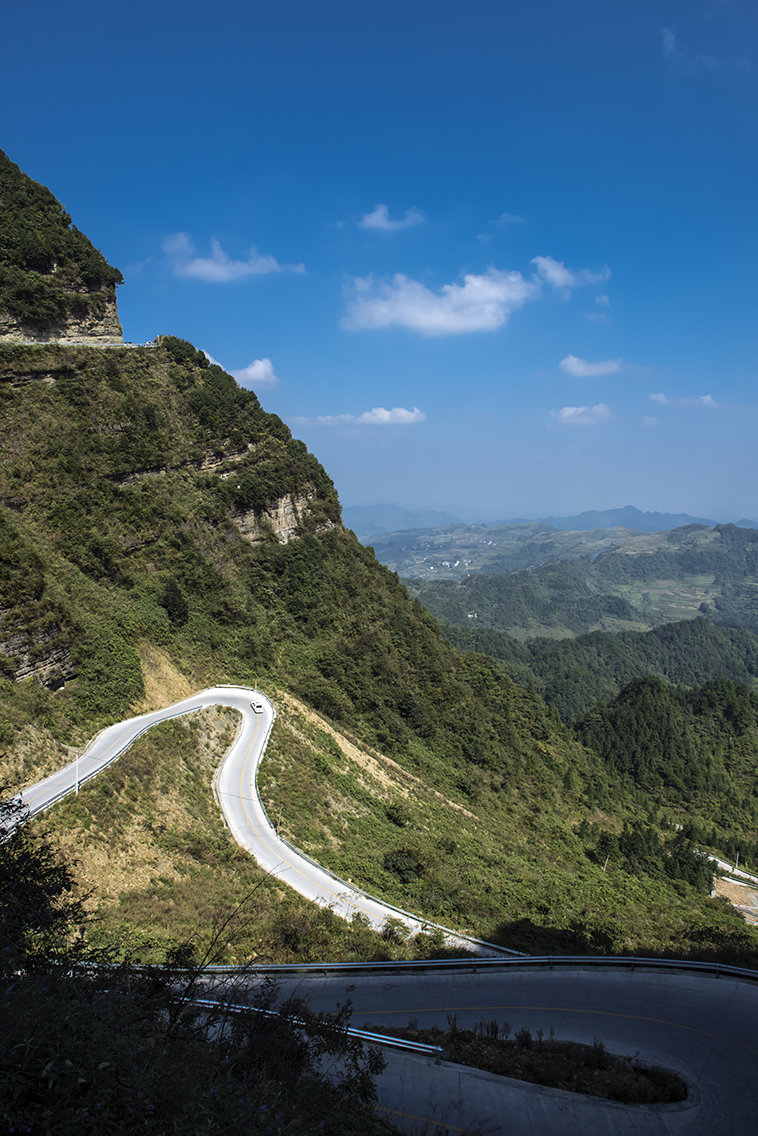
[246, 705, 522, 959]
[12, 692, 755, 977]
[190, 997, 445, 1057]
[21, 705, 205, 821]
[195, 954, 758, 983]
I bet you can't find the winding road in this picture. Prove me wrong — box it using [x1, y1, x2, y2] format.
[17, 685, 500, 954]
[269, 962, 758, 1134]
[14, 686, 758, 1133]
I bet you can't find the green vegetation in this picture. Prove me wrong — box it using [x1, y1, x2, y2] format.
[43, 707, 457, 964]
[0, 149, 122, 328]
[0, 793, 390, 1135]
[369, 520, 641, 580]
[579, 819, 718, 892]
[405, 522, 758, 635]
[260, 689, 757, 964]
[576, 676, 758, 868]
[0, 335, 756, 967]
[444, 616, 758, 719]
[3, 159, 755, 1136]
[376, 1018, 687, 1103]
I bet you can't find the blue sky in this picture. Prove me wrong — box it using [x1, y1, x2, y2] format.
[2, 0, 756, 520]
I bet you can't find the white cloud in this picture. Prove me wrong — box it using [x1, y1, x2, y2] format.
[660, 27, 720, 73]
[560, 354, 622, 377]
[642, 416, 659, 428]
[163, 233, 305, 282]
[650, 392, 718, 408]
[296, 406, 426, 427]
[201, 352, 279, 387]
[659, 27, 750, 74]
[551, 403, 612, 427]
[343, 268, 539, 335]
[343, 253, 612, 337]
[357, 204, 425, 232]
[595, 294, 611, 307]
[356, 406, 426, 425]
[531, 255, 611, 290]
[230, 358, 279, 387]
[492, 211, 525, 227]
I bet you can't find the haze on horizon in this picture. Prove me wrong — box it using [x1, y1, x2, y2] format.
[2, 0, 755, 520]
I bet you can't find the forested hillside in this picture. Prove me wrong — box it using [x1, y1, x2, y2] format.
[444, 617, 758, 719]
[0, 148, 122, 330]
[1, 336, 755, 966]
[407, 523, 758, 636]
[577, 676, 758, 867]
[1, 156, 757, 971]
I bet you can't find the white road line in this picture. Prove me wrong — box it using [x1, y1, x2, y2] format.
[12, 686, 510, 956]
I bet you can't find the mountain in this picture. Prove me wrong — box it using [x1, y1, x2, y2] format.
[444, 616, 758, 720]
[531, 505, 717, 533]
[407, 523, 758, 637]
[342, 503, 462, 541]
[0, 149, 123, 344]
[1, 154, 756, 971]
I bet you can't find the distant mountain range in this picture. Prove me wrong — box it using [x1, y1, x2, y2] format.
[342, 504, 462, 541]
[499, 505, 720, 533]
[347, 502, 758, 542]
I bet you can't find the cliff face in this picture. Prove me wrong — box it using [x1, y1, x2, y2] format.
[233, 492, 339, 544]
[0, 614, 74, 689]
[0, 148, 123, 345]
[0, 289, 123, 346]
[0, 340, 342, 691]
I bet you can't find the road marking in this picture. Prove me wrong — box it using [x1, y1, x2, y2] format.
[378, 1105, 473, 1133]
[357, 1004, 758, 1058]
[233, 709, 390, 925]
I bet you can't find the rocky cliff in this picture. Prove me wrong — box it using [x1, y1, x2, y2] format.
[0, 148, 123, 345]
[233, 492, 339, 544]
[0, 290, 123, 345]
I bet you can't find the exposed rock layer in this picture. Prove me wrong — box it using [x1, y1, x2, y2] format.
[233, 492, 338, 544]
[0, 290, 123, 345]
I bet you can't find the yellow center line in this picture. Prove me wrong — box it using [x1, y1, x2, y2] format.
[235, 711, 383, 922]
[357, 1004, 758, 1058]
[378, 1105, 472, 1132]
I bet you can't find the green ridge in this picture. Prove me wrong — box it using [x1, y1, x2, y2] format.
[0, 161, 755, 969]
[0, 148, 122, 330]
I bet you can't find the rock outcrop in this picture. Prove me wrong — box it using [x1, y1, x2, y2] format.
[233, 492, 338, 544]
[0, 290, 123, 345]
[0, 617, 75, 689]
[0, 147, 124, 346]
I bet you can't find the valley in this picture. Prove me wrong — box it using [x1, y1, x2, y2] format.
[1, 144, 758, 1134]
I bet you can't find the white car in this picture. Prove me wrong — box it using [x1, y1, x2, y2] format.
[251, 701, 264, 714]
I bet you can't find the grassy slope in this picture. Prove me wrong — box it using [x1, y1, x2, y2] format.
[0, 342, 756, 965]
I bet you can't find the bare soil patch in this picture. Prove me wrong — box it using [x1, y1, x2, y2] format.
[275, 689, 477, 819]
[715, 877, 758, 926]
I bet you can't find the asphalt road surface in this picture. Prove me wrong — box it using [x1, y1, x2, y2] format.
[265, 963, 758, 1134]
[17, 686, 488, 951]
[16, 688, 758, 1133]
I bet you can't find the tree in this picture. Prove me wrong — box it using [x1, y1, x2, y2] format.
[0, 791, 390, 1134]
[160, 577, 189, 626]
[0, 790, 87, 975]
